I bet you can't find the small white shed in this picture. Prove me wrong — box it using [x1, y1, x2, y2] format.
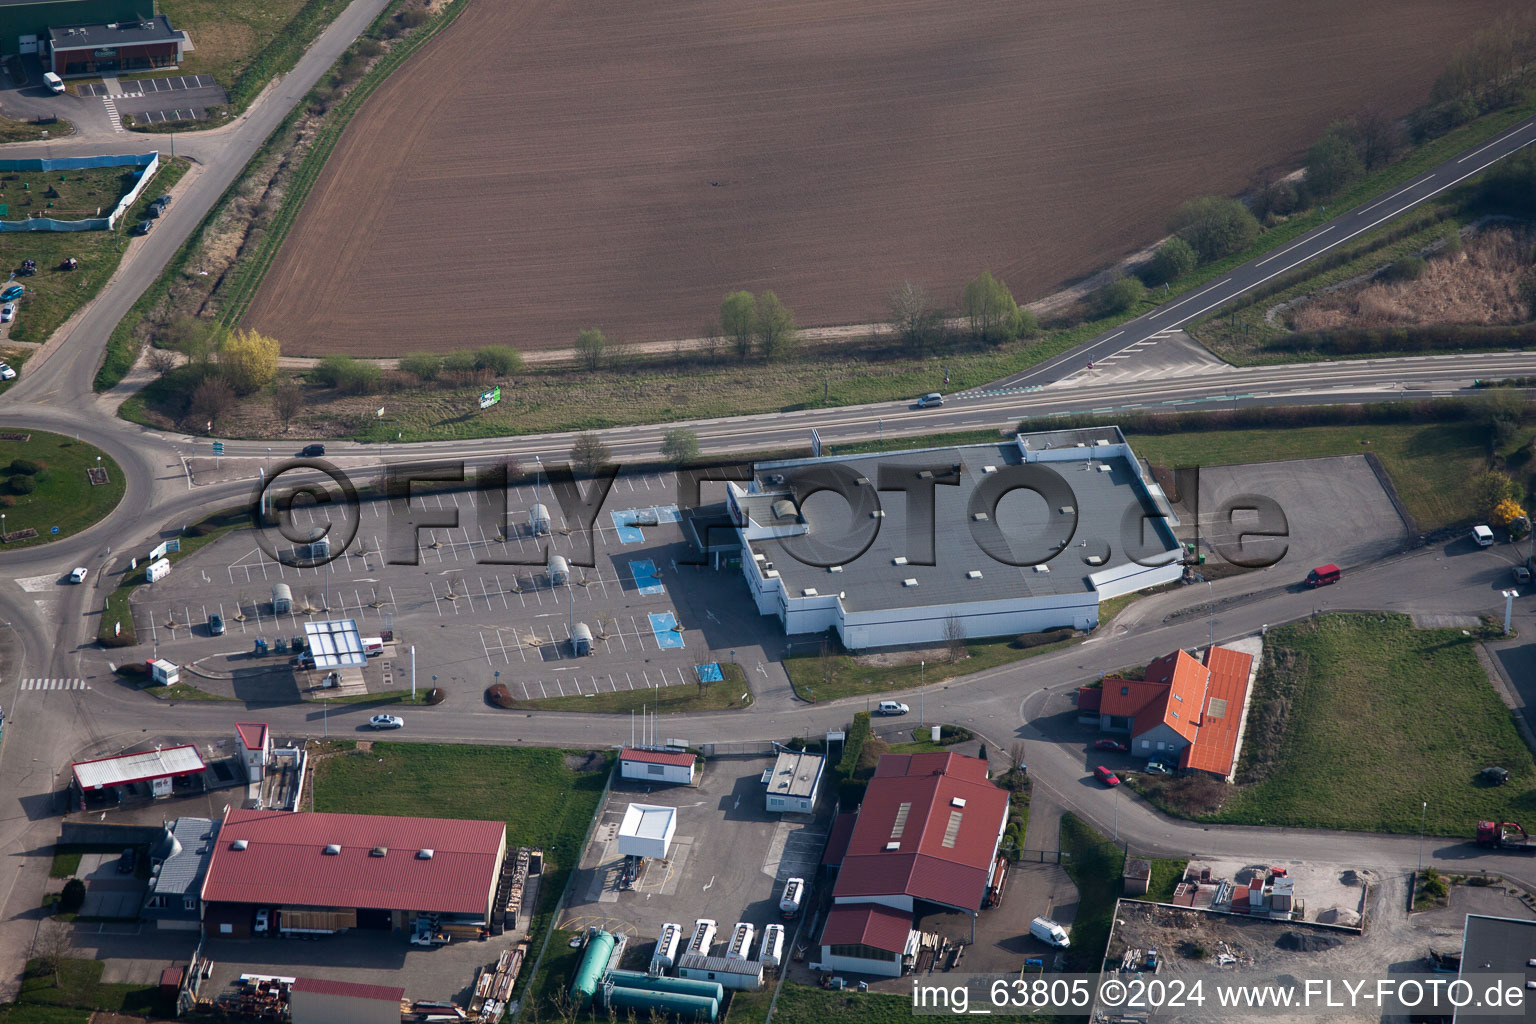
[616, 803, 676, 860]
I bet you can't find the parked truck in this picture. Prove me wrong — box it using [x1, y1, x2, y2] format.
[779, 877, 805, 919]
[1475, 820, 1532, 849]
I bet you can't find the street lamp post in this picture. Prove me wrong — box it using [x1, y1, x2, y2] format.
[1418, 800, 1427, 872]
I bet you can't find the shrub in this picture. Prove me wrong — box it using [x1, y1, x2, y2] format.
[9, 475, 35, 495]
[1011, 627, 1074, 649]
[487, 684, 513, 708]
[962, 270, 1025, 342]
[59, 878, 86, 913]
[474, 345, 524, 376]
[425, 687, 446, 706]
[1383, 255, 1427, 282]
[1141, 237, 1197, 287]
[1093, 275, 1146, 316]
[398, 7, 428, 29]
[314, 355, 381, 395]
[0, 495, 14, 508]
[441, 351, 478, 374]
[115, 662, 149, 679]
[398, 352, 442, 383]
[1303, 127, 1364, 200]
[8, 458, 40, 475]
[1169, 197, 1261, 263]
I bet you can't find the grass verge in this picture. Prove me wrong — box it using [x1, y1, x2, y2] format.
[1134, 613, 1536, 835]
[507, 662, 751, 712]
[47, 850, 80, 879]
[2, 158, 188, 347]
[785, 631, 1077, 704]
[0, 117, 71, 144]
[13, 959, 168, 1018]
[1058, 813, 1124, 972]
[0, 430, 125, 548]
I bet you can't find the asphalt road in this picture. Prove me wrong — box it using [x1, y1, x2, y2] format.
[986, 114, 1536, 389]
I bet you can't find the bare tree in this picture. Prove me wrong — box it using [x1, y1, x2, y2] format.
[1348, 106, 1404, 171]
[32, 918, 74, 988]
[943, 614, 967, 664]
[1007, 741, 1026, 776]
[146, 346, 178, 376]
[570, 433, 611, 476]
[271, 380, 302, 433]
[888, 281, 944, 354]
[189, 377, 236, 430]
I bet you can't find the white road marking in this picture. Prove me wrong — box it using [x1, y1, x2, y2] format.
[1255, 225, 1334, 267]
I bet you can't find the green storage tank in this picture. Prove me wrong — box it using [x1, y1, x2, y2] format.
[606, 969, 725, 1003]
[570, 929, 615, 1004]
[604, 984, 719, 1022]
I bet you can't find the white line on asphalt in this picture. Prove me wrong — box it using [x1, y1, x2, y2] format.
[1458, 122, 1530, 163]
[1356, 175, 1433, 215]
[1149, 278, 1231, 318]
[1255, 225, 1335, 267]
[429, 583, 442, 617]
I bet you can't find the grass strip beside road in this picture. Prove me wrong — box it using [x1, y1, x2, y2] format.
[0, 116, 71, 143]
[785, 632, 1077, 704]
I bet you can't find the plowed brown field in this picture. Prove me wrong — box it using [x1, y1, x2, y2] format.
[246, 0, 1522, 355]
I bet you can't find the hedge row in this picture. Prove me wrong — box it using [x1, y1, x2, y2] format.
[1020, 397, 1498, 439]
[1263, 323, 1536, 357]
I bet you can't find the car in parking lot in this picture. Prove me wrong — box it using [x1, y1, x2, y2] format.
[1472, 524, 1495, 547]
[1094, 765, 1121, 787]
[876, 700, 909, 716]
[42, 72, 65, 94]
[116, 847, 136, 873]
[1094, 738, 1128, 752]
[1, 303, 14, 322]
[0, 284, 24, 302]
[299, 443, 326, 458]
[0, 364, 15, 381]
[67, 567, 88, 583]
[369, 714, 405, 730]
[208, 613, 225, 636]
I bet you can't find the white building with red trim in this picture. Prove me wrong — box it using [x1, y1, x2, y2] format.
[619, 747, 696, 785]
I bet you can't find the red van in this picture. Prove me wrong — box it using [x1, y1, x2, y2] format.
[1305, 564, 1341, 587]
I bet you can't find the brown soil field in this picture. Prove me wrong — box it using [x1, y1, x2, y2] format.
[245, 0, 1524, 355]
[1290, 225, 1536, 330]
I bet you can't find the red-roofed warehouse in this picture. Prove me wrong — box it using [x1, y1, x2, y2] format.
[200, 808, 507, 938]
[819, 752, 1008, 976]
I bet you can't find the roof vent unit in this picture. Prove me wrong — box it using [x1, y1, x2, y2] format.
[107, 22, 118, 29]
[802, 588, 818, 597]
[1096, 439, 1111, 446]
[982, 465, 997, 474]
[1076, 442, 1087, 447]
[917, 471, 934, 480]
[1034, 565, 1051, 573]
[902, 578, 919, 587]
[884, 841, 900, 851]
[972, 512, 989, 522]
[771, 499, 798, 520]
[764, 569, 779, 579]
[966, 570, 983, 579]
[870, 509, 885, 518]
[1086, 555, 1104, 566]
[854, 476, 870, 487]
[1097, 464, 1112, 472]
[417, 849, 435, 860]
[230, 840, 248, 851]
[828, 565, 842, 573]
[1060, 506, 1075, 515]
[323, 844, 342, 855]
[892, 556, 908, 566]
[370, 846, 388, 857]
[753, 552, 765, 562]
[951, 797, 966, 807]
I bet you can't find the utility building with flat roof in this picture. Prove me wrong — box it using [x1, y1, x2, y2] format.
[764, 749, 824, 813]
[727, 428, 1181, 651]
[619, 746, 695, 785]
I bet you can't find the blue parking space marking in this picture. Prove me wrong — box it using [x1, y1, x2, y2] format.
[695, 662, 722, 683]
[650, 612, 684, 649]
[628, 559, 664, 595]
[611, 510, 646, 544]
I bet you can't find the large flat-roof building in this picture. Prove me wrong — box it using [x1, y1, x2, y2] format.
[47, 14, 185, 77]
[727, 428, 1181, 650]
[0, 0, 141, 57]
[1455, 915, 1536, 1024]
[200, 808, 507, 939]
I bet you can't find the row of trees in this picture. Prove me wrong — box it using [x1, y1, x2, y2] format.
[720, 290, 798, 360]
[885, 271, 1038, 355]
[567, 427, 700, 475]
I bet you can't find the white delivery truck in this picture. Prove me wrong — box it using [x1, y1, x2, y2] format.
[1030, 916, 1070, 948]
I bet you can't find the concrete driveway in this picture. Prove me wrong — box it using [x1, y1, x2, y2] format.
[0, 55, 113, 136]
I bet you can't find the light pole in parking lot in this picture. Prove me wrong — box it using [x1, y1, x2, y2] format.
[1417, 800, 1427, 872]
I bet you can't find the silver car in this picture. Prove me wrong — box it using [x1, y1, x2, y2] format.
[369, 713, 405, 730]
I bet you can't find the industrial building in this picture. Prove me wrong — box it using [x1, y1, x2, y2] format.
[763, 748, 824, 813]
[70, 744, 207, 809]
[46, 14, 185, 76]
[675, 953, 763, 991]
[288, 977, 404, 1024]
[200, 808, 507, 939]
[818, 752, 1009, 976]
[0, 0, 142, 56]
[619, 746, 696, 785]
[724, 428, 1182, 651]
[1078, 644, 1257, 780]
[141, 816, 218, 929]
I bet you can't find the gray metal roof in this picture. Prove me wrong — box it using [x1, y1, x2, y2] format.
[767, 750, 823, 799]
[675, 953, 763, 976]
[747, 432, 1177, 614]
[151, 816, 218, 897]
[48, 15, 182, 49]
[304, 619, 366, 669]
[1457, 915, 1536, 1024]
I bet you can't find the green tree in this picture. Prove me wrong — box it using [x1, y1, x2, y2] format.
[218, 328, 280, 394]
[660, 428, 700, 465]
[1093, 275, 1146, 316]
[1141, 237, 1197, 287]
[753, 291, 797, 360]
[570, 432, 611, 476]
[961, 270, 1024, 342]
[1169, 197, 1261, 263]
[474, 345, 523, 376]
[58, 878, 86, 914]
[574, 328, 607, 370]
[1481, 147, 1536, 217]
[398, 352, 442, 382]
[314, 355, 381, 395]
[720, 291, 756, 359]
[1304, 126, 1364, 200]
[1473, 470, 1515, 518]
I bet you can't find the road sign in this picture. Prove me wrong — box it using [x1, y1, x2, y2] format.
[50, 526, 58, 535]
[478, 386, 502, 410]
[212, 441, 224, 456]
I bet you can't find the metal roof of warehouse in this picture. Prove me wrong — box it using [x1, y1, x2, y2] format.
[48, 16, 183, 49]
[821, 904, 913, 954]
[303, 619, 366, 669]
[72, 744, 206, 790]
[150, 817, 219, 897]
[745, 432, 1177, 613]
[201, 809, 505, 915]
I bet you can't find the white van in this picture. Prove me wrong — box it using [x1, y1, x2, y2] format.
[1029, 916, 1070, 948]
[1472, 525, 1495, 547]
[42, 72, 65, 94]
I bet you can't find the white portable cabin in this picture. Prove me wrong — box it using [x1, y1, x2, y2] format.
[686, 918, 717, 957]
[651, 923, 683, 972]
[726, 922, 755, 961]
[147, 659, 179, 686]
[759, 924, 784, 968]
[779, 877, 804, 919]
[145, 558, 171, 583]
[529, 503, 551, 536]
[547, 552, 568, 585]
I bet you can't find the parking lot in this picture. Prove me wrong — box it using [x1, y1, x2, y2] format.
[79, 73, 228, 123]
[124, 470, 781, 702]
[560, 759, 832, 961]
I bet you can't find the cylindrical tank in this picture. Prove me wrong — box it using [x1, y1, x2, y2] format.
[570, 929, 615, 1003]
[603, 985, 718, 1022]
[606, 970, 724, 1003]
[529, 503, 551, 536]
[759, 923, 784, 967]
[650, 923, 682, 971]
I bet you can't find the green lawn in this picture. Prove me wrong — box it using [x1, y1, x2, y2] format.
[784, 631, 1077, 704]
[0, 117, 70, 144]
[1058, 813, 1125, 972]
[0, 157, 188, 345]
[12, 959, 168, 1018]
[0, 1006, 90, 1024]
[1146, 858, 1190, 903]
[0, 347, 34, 398]
[508, 663, 751, 713]
[1208, 614, 1536, 835]
[47, 851, 80, 879]
[1129, 421, 1489, 532]
[0, 430, 125, 548]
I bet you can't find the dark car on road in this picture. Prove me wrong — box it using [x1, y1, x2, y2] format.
[300, 444, 326, 458]
[208, 613, 225, 636]
[1094, 738, 1129, 752]
[134, 219, 154, 236]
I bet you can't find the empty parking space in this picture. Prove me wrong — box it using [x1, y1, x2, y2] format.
[112, 75, 228, 125]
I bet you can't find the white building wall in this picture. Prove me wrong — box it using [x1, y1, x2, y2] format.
[818, 949, 902, 977]
[619, 760, 693, 785]
[766, 794, 814, 814]
[1090, 559, 1183, 600]
[676, 964, 763, 991]
[839, 591, 1099, 651]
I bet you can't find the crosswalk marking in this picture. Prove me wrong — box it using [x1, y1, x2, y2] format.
[19, 678, 87, 691]
[102, 97, 124, 132]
